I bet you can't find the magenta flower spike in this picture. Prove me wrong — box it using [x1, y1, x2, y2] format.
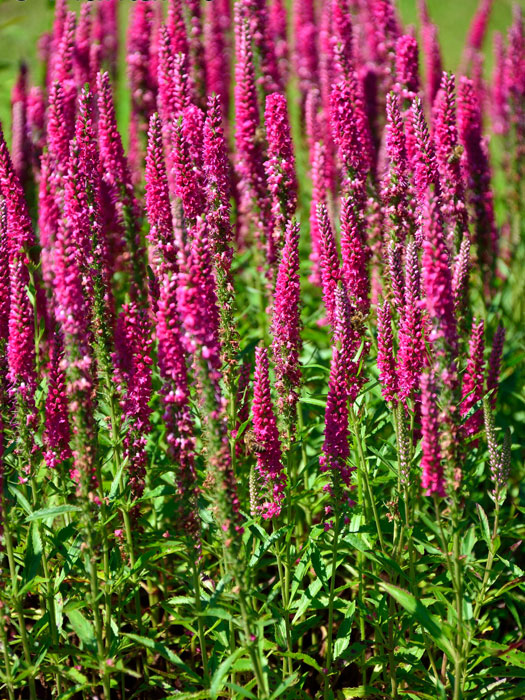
[252, 346, 286, 519]
[27, 86, 46, 163]
[157, 272, 200, 536]
[491, 33, 508, 136]
[395, 35, 420, 102]
[271, 219, 302, 425]
[331, 75, 373, 197]
[145, 113, 178, 279]
[44, 334, 72, 469]
[317, 203, 341, 328]
[94, 0, 119, 78]
[10, 63, 31, 188]
[433, 73, 468, 240]
[264, 93, 298, 243]
[340, 195, 370, 315]
[466, 0, 493, 54]
[53, 11, 77, 135]
[177, 218, 222, 384]
[0, 124, 36, 257]
[203, 95, 233, 257]
[486, 324, 505, 409]
[0, 201, 10, 368]
[332, 0, 355, 76]
[74, 3, 92, 89]
[308, 142, 328, 286]
[382, 92, 413, 242]
[38, 153, 61, 293]
[387, 242, 404, 310]
[421, 195, 458, 358]
[157, 25, 189, 126]
[118, 303, 153, 501]
[452, 235, 471, 318]
[293, 0, 319, 97]
[204, 0, 231, 120]
[186, 0, 207, 105]
[457, 77, 497, 270]
[170, 113, 206, 225]
[411, 97, 441, 201]
[420, 370, 445, 497]
[418, 5, 443, 109]
[234, 13, 272, 250]
[167, 0, 189, 57]
[320, 346, 351, 485]
[127, 0, 156, 127]
[238, 0, 282, 96]
[269, 0, 289, 80]
[461, 318, 485, 438]
[377, 301, 398, 404]
[47, 82, 71, 171]
[397, 241, 424, 402]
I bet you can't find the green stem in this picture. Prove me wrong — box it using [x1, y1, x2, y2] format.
[323, 511, 341, 700]
[350, 407, 386, 554]
[274, 521, 293, 678]
[3, 507, 37, 700]
[85, 520, 111, 700]
[191, 559, 210, 686]
[238, 588, 269, 698]
[0, 600, 15, 700]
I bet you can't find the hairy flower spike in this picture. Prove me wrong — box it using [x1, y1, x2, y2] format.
[377, 301, 398, 404]
[461, 318, 485, 439]
[395, 34, 420, 101]
[252, 346, 286, 519]
[411, 97, 440, 201]
[264, 93, 298, 245]
[145, 113, 178, 280]
[397, 242, 424, 402]
[271, 219, 302, 435]
[419, 6, 443, 108]
[317, 203, 341, 328]
[486, 324, 505, 409]
[340, 195, 370, 315]
[433, 73, 468, 242]
[44, 334, 72, 469]
[204, 0, 231, 118]
[421, 195, 458, 358]
[420, 370, 445, 496]
[457, 76, 497, 270]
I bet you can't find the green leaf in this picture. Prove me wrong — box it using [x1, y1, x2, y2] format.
[281, 651, 322, 672]
[67, 609, 97, 652]
[27, 505, 82, 522]
[334, 601, 356, 659]
[476, 504, 491, 544]
[380, 583, 457, 661]
[123, 633, 200, 680]
[292, 577, 323, 623]
[269, 672, 299, 699]
[210, 647, 245, 699]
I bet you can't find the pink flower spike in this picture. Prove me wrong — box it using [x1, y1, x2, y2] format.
[340, 195, 370, 316]
[461, 318, 485, 438]
[44, 334, 72, 469]
[271, 219, 302, 426]
[486, 324, 505, 409]
[204, 0, 231, 119]
[420, 370, 445, 497]
[264, 92, 298, 243]
[457, 76, 497, 270]
[317, 203, 341, 328]
[418, 7, 443, 108]
[421, 195, 458, 358]
[252, 346, 286, 519]
[395, 35, 420, 101]
[433, 73, 468, 241]
[411, 96, 440, 201]
[397, 242, 424, 402]
[10, 63, 31, 189]
[377, 302, 398, 405]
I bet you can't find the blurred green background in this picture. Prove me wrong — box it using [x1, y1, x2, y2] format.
[0, 0, 516, 135]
